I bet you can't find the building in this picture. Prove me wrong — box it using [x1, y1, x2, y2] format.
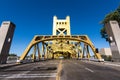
[100, 48, 112, 56]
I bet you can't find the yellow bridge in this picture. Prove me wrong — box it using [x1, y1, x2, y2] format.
[18, 16, 103, 63]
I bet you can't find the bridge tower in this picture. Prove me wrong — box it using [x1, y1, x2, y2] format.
[52, 16, 74, 58]
[53, 16, 71, 35]
[18, 16, 103, 63]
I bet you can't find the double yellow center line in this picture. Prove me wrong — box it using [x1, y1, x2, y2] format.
[56, 60, 62, 80]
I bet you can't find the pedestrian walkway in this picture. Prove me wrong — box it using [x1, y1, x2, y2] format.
[0, 63, 18, 69]
[104, 61, 120, 67]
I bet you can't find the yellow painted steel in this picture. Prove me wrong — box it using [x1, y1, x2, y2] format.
[19, 35, 102, 62]
[37, 44, 41, 60]
[18, 16, 102, 63]
[32, 45, 36, 60]
[83, 44, 91, 59]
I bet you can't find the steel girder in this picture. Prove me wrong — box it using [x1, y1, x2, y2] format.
[18, 35, 102, 63]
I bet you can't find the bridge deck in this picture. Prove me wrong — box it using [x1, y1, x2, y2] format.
[0, 60, 120, 80]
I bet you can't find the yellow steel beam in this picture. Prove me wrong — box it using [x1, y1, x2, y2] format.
[19, 35, 102, 62]
[37, 44, 41, 60]
[32, 45, 37, 61]
[19, 38, 35, 61]
[42, 42, 46, 59]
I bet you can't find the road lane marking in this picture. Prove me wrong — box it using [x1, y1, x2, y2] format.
[50, 63, 58, 64]
[56, 60, 62, 80]
[85, 67, 94, 73]
[74, 63, 77, 64]
[4, 71, 30, 78]
[0, 73, 57, 78]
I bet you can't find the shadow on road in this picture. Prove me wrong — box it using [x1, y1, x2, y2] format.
[0, 67, 57, 72]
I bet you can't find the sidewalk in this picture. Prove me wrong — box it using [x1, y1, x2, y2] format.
[104, 61, 120, 67]
[82, 60, 120, 68]
[0, 63, 18, 69]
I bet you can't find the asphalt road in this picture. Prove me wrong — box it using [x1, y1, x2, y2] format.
[0, 60, 60, 80]
[61, 60, 120, 80]
[0, 59, 120, 80]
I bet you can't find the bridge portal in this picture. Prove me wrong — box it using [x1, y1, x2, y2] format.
[18, 16, 103, 63]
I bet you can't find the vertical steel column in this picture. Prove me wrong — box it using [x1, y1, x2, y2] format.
[46, 48, 48, 59]
[86, 45, 90, 59]
[78, 42, 83, 59]
[83, 44, 86, 58]
[37, 44, 41, 60]
[76, 42, 80, 59]
[42, 42, 45, 59]
[83, 44, 90, 59]
[32, 45, 37, 61]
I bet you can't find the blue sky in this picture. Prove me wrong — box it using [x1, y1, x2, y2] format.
[0, 0, 120, 56]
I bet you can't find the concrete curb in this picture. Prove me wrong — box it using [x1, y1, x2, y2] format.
[0, 63, 20, 69]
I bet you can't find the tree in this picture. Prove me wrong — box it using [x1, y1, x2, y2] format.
[101, 11, 120, 24]
[100, 27, 108, 41]
[101, 55, 112, 61]
[100, 6, 120, 40]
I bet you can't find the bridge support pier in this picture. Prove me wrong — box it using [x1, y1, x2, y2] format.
[0, 21, 15, 64]
[105, 21, 120, 62]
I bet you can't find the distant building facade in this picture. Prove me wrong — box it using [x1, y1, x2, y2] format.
[100, 48, 112, 56]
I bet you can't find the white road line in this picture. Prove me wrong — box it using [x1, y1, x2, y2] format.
[6, 75, 56, 78]
[21, 73, 57, 75]
[50, 63, 58, 64]
[0, 73, 57, 78]
[74, 63, 77, 64]
[5, 71, 30, 78]
[85, 67, 94, 73]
